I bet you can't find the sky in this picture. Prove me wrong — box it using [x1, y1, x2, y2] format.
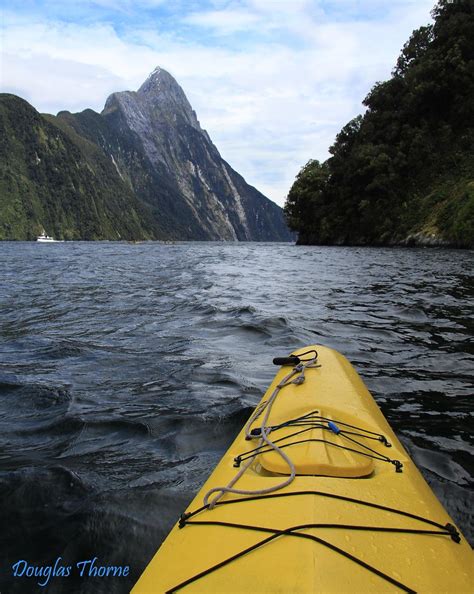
[0, 0, 436, 206]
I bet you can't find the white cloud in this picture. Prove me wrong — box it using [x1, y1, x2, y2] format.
[183, 10, 261, 34]
[0, 1, 435, 206]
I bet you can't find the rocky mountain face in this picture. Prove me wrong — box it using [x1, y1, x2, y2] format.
[0, 68, 291, 241]
[57, 67, 291, 241]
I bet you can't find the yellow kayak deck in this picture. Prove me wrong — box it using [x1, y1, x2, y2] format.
[133, 346, 473, 593]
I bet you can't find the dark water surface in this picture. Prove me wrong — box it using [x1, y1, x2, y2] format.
[0, 242, 473, 592]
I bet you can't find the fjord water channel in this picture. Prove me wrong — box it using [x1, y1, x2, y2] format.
[0, 242, 473, 593]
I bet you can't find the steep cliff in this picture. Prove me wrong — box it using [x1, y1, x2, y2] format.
[0, 68, 291, 241]
[58, 67, 291, 241]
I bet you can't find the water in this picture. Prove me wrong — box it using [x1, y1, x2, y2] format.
[0, 242, 473, 592]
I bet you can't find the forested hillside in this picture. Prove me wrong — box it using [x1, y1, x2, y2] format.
[0, 95, 156, 240]
[285, 0, 474, 247]
[0, 67, 291, 242]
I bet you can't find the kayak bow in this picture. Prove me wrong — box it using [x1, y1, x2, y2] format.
[133, 346, 473, 593]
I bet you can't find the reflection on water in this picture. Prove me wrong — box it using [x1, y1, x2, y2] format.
[0, 242, 473, 592]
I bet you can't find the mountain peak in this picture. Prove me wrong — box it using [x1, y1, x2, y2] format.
[137, 66, 200, 130]
[138, 66, 174, 93]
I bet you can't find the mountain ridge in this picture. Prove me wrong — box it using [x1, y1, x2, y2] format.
[0, 68, 291, 242]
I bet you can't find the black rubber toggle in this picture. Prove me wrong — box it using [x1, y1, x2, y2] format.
[233, 456, 241, 468]
[393, 460, 403, 473]
[445, 523, 461, 543]
[379, 436, 392, 447]
[273, 356, 301, 366]
[179, 513, 190, 528]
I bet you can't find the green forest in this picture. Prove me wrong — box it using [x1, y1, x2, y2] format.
[0, 95, 156, 240]
[284, 0, 474, 247]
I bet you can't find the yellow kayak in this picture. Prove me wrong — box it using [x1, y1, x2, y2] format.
[133, 346, 473, 593]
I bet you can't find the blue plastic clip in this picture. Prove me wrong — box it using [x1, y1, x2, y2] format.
[328, 421, 341, 435]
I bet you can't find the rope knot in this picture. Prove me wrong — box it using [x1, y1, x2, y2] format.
[292, 375, 305, 385]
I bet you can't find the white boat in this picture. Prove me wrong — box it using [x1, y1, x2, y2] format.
[37, 230, 61, 242]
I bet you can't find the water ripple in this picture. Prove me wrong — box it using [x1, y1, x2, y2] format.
[0, 241, 472, 593]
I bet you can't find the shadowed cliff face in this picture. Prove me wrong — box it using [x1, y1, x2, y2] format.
[64, 67, 292, 241]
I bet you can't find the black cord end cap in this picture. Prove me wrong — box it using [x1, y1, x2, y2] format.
[445, 523, 461, 543]
[178, 513, 190, 529]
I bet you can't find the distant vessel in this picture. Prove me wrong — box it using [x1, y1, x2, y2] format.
[37, 230, 61, 242]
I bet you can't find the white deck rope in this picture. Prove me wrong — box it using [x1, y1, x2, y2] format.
[203, 354, 319, 508]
